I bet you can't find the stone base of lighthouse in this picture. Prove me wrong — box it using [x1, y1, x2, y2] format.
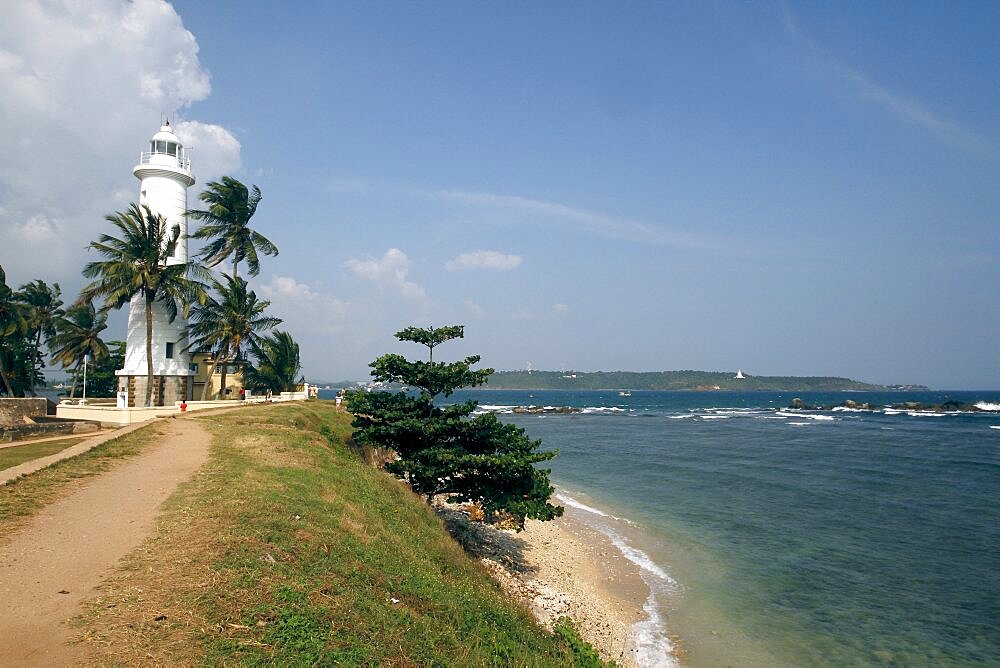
[117, 374, 192, 407]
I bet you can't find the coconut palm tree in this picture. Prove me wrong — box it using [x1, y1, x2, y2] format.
[244, 331, 302, 394]
[187, 176, 278, 279]
[0, 265, 29, 396]
[80, 203, 207, 407]
[187, 274, 281, 400]
[49, 302, 110, 399]
[17, 279, 63, 396]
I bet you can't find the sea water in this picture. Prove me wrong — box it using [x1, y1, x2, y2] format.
[443, 390, 1000, 667]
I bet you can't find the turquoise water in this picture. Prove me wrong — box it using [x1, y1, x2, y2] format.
[441, 390, 1000, 666]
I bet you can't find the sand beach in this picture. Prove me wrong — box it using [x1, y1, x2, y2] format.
[441, 504, 662, 667]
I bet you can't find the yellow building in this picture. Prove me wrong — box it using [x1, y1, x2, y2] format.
[190, 351, 246, 400]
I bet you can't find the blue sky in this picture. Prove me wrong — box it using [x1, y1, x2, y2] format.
[1, 1, 998, 388]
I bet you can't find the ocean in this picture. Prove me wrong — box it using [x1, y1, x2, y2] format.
[432, 389, 1000, 667]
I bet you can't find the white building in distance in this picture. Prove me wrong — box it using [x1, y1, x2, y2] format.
[116, 123, 195, 405]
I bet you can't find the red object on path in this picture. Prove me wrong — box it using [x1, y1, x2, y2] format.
[180, 401, 187, 412]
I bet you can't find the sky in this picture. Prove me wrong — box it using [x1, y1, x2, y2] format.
[1, 1, 998, 389]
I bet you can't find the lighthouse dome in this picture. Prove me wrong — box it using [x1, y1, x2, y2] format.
[150, 122, 182, 144]
[136, 121, 193, 183]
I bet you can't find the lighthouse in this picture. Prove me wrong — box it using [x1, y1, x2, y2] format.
[116, 122, 196, 406]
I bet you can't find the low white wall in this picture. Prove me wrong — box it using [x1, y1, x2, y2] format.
[57, 394, 307, 426]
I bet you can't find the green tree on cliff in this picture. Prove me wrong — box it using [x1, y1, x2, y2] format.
[346, 325, 562, 530]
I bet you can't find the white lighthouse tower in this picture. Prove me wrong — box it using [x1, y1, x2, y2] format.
[116, 122, 196, 406]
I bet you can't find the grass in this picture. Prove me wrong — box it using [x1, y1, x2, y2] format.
[0, 426, 161, 537]
[0, 435, 90, 470]
[79, 402, 605, 665]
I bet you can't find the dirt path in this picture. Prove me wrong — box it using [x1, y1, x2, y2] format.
[0, 417, 211, 666]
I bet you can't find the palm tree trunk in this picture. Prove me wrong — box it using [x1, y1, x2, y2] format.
[144, 295, 154, 407]
[201, 351, 221, 401]
[69, 362, 80, 399]
[28, 329, 42, 396]
[0, 356, 14, 396]
[220, 352, 229, 400]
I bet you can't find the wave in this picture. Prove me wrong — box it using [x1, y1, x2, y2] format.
[776, 412, 836, 421]
[474, 405, 517, 414]
[580, 406, 626, 414]
[601, 528, 678, 666]
[991, 426, 1000, 430]
[975, 402, 1000, 411]
[556, 491, 677, 664]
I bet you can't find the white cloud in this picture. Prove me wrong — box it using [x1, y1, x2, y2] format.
[553, 303, 570, 315]
[0, 0, 240, 285]
[781, 5, 980, 152]
[345, 248, 427, 300]
[257, 274, 349, 334]
[15, 214, 60, 243]
[417, 188, 723, 249]
[464, 299, 487, 317]
[445, 250, 522, 271]
[174, 120, 242, 184]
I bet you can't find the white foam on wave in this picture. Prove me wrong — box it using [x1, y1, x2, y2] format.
[700, 415, 730, 420]
[907, 411, 949, 417]
[556, 492, 677, 665]
[788, 422, 812, 426]
[884, 409, 904, 415]
[667, 414, 695, 419]
[554, 492, 611, 518]
[975, 402, 1000, 411]
[580, 406, 626, 414]
[777, 412, 835, 421]
[601, 528, 678, 666]
[990, 426, 1000, 430]
[831, 406, 867, 412]
[474, 405, 516, 414]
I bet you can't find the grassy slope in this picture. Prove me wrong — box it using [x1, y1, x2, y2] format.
[81, 402, 588, 665]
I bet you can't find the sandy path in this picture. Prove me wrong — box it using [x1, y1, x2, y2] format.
[0, 417, 211, 666]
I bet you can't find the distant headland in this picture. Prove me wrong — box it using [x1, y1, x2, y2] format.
[478, 370, 927, 392]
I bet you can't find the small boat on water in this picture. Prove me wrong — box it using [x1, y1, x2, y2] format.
[618, 390, 632, 397]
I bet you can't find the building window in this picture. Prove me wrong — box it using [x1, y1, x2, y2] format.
[189, 363, 199, 373]
[166, 342, 174, 359]
[166, 142, 177, 156]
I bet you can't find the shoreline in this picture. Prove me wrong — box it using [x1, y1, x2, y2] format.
[440, 504, 674, 666]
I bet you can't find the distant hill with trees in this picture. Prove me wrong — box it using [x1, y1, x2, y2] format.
[484, 370, 904, 392]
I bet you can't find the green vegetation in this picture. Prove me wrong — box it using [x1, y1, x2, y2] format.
[49, 302, 111, 398]
[244, 330, 303, 394]
[0, 435, 89, 470]
[16, 279, 63, 396]
[0, 265, 42, 396]
[0, 425, 159, 536]
[487, 369, 890, 391]
[188, 274, 281, 399]
[187, 175, 278, 280]
[346, 325, 562, 529]
[80, 403, 600, 665]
